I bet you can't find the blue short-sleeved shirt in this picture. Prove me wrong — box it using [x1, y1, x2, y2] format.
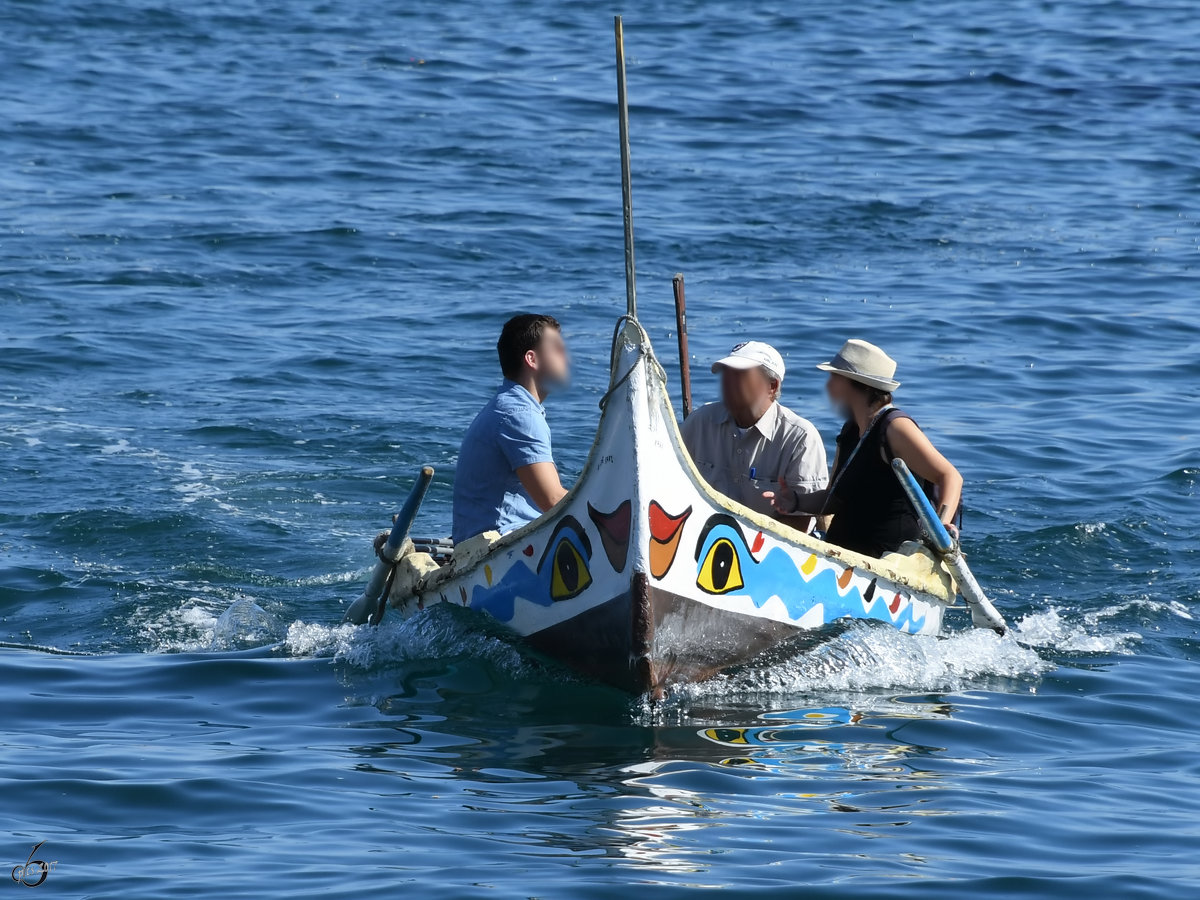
[452, 380, 555, 543]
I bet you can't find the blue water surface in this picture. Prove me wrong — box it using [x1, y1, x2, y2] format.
[2, 0, 1199, 896]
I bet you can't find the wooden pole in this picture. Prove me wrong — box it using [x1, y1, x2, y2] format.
[614, 16, 637, 319]
[672, 273, 693, 418]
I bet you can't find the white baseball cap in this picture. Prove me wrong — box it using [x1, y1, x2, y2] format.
[711, 341, 785, 381]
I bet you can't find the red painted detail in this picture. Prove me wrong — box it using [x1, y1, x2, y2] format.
[889, 593, 902, 614]
[523, 544, 534, 557]
[751, 531, 765, 554]
[648, 500, 690, 543]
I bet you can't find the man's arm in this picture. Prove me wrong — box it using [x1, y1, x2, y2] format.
[763, 424, 829, 530]
[516, 461, 568, 512]
[496, 407, 565, 513]
[783, 425, 828, 530]
[767, 481, 828, 514]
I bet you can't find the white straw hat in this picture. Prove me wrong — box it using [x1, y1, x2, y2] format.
[711, 341, 785, 381]
[816, 339, 900, 391]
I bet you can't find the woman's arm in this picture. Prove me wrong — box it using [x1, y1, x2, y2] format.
[885, 418, 963, 528]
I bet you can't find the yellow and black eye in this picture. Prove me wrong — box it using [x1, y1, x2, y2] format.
[550, 538, 592, 601]
[697, 537, 744, 595]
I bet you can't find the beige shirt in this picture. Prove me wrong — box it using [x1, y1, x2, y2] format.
[681, 400, 828, 523]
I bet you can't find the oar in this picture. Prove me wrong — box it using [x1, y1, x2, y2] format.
[891, 459, 1007, 635]
[342, 466, 435, 626]
[672, 273, 693, 418]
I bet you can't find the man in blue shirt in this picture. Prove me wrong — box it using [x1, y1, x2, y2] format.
[452, 314, 571, 543]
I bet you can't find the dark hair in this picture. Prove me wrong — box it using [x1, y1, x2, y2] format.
[848, 379, 893, 407]
[497, 313, 560, 379]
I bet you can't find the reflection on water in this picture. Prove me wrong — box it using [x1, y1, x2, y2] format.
[347, 669, 967, 878]
[606, 698, 957, 873]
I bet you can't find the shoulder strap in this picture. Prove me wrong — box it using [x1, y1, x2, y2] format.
[820, 405, 893, 516]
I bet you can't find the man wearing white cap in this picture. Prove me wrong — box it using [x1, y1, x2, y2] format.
[681, 341, 827, 530]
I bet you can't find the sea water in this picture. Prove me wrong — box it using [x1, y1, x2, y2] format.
[2, 1, 1198, 896]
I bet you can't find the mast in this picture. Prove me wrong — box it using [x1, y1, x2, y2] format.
[614, 16, 637, 320]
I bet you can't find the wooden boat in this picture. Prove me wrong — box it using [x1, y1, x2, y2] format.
[342, 18, 1005, 697]
[361, 317, 983, 697]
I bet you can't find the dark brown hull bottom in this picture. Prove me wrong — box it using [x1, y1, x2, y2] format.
[523, 573, 801, 697]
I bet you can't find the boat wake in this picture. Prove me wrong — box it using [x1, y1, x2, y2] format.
[283, 605, 545, 681]
[665, 621, 1048, 704]
[121, 590, 1174, 707]
[130, 595, 285, 653]
[1012, 608, 1141, 655]
[659, 595, 1167, 706]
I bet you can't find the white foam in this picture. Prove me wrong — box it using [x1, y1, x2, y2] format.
[1013, 609, 1137, 654]
[665, 621, 1049, 703]
[133, 598, 221, 652]
[293, 569, 365, 588]
[1013, 594, 1188, 654]
[284, 607, 540, 677]
[1090, 596, 1193, 622]
[173, 482, 213, 503]
[283, 621, 372, 666]
[135, 595, 283, 653]
[209, 598, 280, 650]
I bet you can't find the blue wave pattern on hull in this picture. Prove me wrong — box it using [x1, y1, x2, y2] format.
[696, 523, 928, 633]
[467, 520, 596, 622]
[469, 558, 550, 622]
[464, 520, 927, 634]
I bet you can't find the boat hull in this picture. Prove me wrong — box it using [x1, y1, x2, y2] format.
[640, 577, 810, 695]
[518, 573, 819, 696]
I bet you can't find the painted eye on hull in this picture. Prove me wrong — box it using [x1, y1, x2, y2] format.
[697, 537, 744, 595]
[550, 538, 592, 601]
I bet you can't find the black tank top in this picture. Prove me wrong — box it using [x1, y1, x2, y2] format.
[824, 408, 921, 558]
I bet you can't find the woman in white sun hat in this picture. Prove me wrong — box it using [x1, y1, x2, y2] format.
[765, 339, 963, 558]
